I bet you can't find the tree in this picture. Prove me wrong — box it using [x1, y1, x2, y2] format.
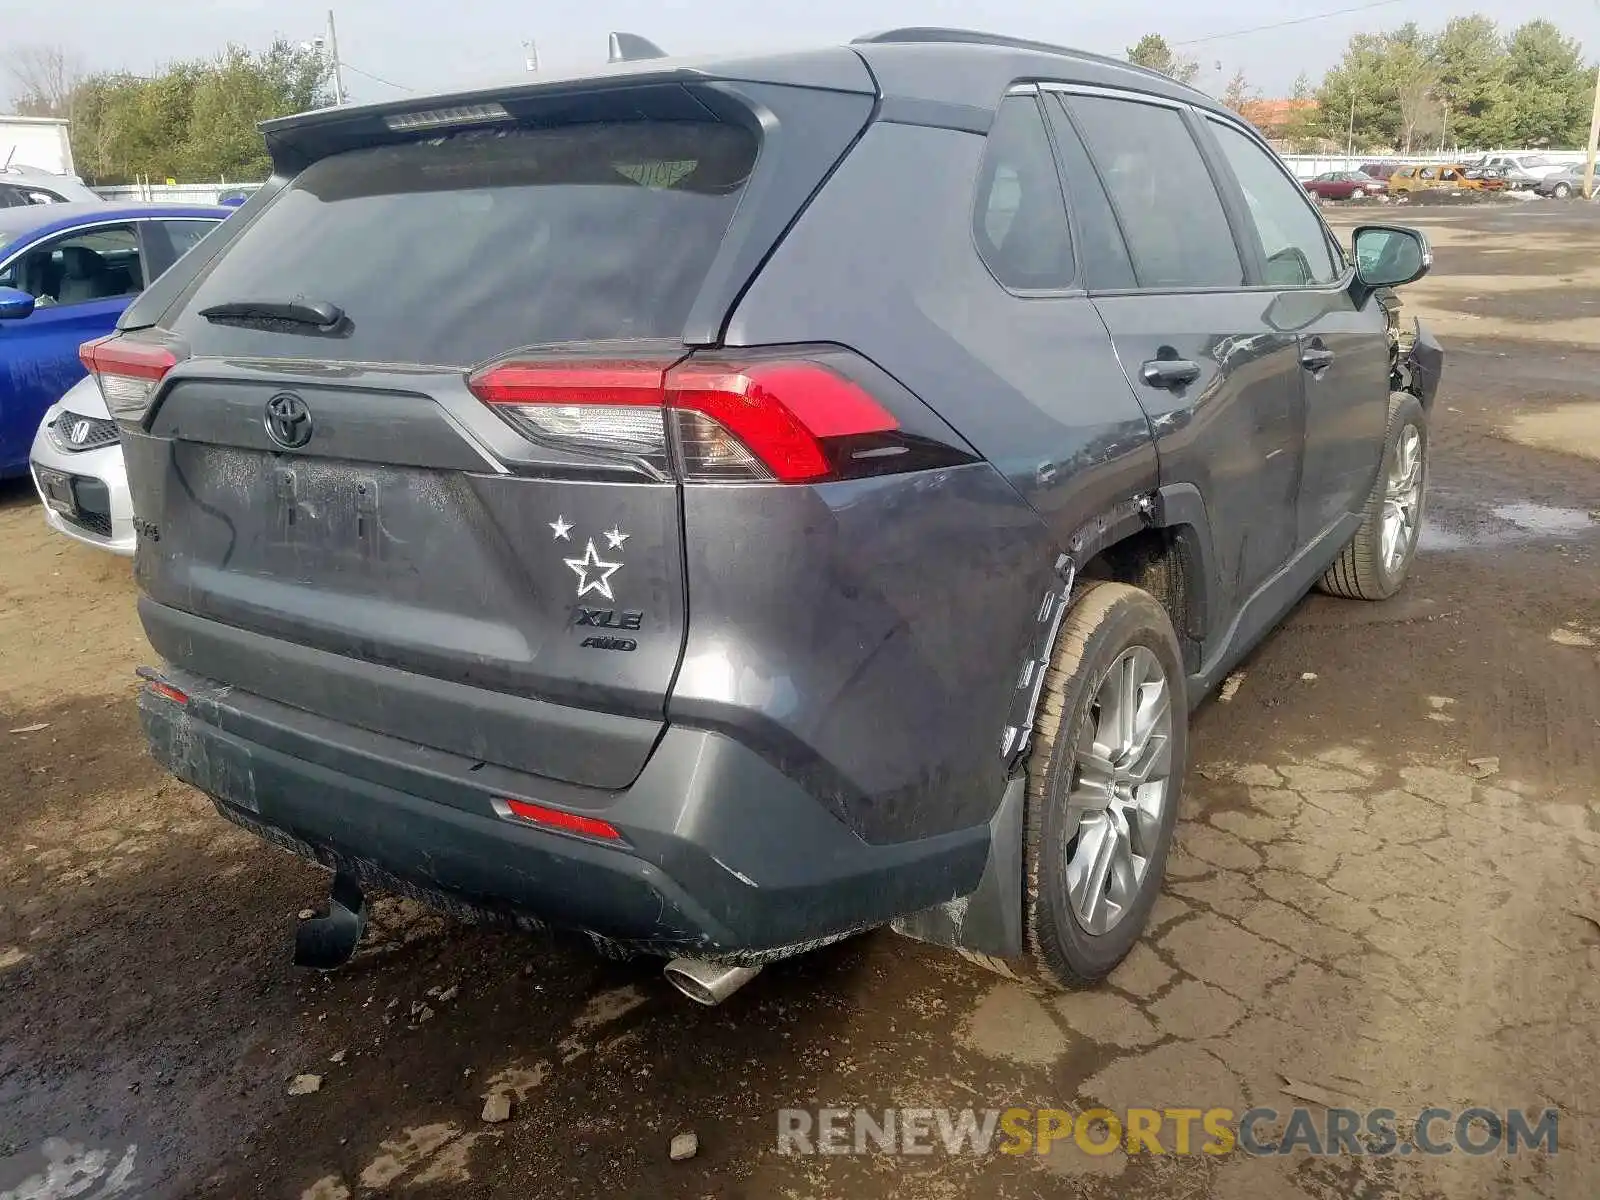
[1432, 15, 1514, 148]
[1127, 34, 1200, 85]
[1223, 70, 1258, 113]
[67, 40, 334, 184]
[2, 44, 84, 119]
[1391, 42, 1441, 153]
[1503, 20, 1591, 147]
[1312, 33, 1403, 150]
[1290, 73, 1313, 102]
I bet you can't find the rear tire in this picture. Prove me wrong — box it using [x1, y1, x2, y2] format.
[1554, 182, 1572, 199]
[1318, 392, 1428, 601]
[1021, 582, 1187, 989]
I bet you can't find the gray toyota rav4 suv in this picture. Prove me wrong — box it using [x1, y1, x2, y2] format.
[91, 29, 1443, 1002]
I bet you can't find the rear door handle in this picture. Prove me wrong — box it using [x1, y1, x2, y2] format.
[1301, 346, 1335, 373]
[1139, 359, 1201, 389]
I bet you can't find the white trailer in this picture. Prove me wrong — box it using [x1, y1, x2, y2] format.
[0, 116, 74, 175]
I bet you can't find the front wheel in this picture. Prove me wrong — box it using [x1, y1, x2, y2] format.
[1319, 392, 1428, 601]
[1554, 182, 1573, 199]
[1021, 582, 1187, 988]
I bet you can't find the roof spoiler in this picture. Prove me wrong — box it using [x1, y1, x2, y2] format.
[608, 32, 667, 63]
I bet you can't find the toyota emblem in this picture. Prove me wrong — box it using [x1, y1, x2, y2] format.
[264, 392, 313, 449]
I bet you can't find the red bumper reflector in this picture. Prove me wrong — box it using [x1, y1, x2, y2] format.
[502, 797, 622, 841]
[149, 681, 190, 706]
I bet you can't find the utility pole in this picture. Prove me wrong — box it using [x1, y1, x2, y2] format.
[522, 39, 540, 73]
[1346, 87, 1357, 163]
[1584, 61, 1600, 199]
[326, 10, 347, 106]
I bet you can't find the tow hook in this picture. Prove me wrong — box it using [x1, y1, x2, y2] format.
[294, 870, 368, 970]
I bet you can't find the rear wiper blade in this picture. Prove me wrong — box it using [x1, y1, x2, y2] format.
[198, 298, 345, 328]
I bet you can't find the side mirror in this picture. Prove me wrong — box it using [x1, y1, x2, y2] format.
[1352, 225, 1431, 291]
[0, 286, 36, 320]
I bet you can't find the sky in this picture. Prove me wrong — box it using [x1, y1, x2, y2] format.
[6, 0, 1600, 104]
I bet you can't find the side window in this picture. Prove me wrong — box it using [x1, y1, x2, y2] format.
[973, 95, 1075, 290]
[1043, 95, 1136, 290]
[1065, 94, 1243, 290]
[1207, 120, 1338, 287]
[5, 225, 144, 307]
[159, 220, 215, 260]
[143, 219, 218, 276]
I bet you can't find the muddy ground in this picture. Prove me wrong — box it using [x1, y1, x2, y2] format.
[1, 204, 1597, 1200]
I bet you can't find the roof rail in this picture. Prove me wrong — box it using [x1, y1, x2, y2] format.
[852, 27, 1191, 89]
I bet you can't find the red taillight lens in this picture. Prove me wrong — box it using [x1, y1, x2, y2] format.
[666, 362, 897, 483]
[80, 336, 178, 416]
[501, 797, 623, 842]
[467, 353, 910, 484]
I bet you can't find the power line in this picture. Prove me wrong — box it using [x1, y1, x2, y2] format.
[1174, 0, 1407, 47]
[340, 61, 414, 92]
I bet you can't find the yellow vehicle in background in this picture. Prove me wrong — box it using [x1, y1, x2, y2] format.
[1388, 163, 1506, 194]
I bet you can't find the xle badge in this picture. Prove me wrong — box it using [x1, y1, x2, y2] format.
[576, 608, 643, 630]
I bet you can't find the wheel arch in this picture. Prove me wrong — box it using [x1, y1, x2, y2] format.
[1073, 485, 1217, 680]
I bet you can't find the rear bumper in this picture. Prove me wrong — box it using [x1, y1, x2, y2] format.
[141, 668, 990, 960]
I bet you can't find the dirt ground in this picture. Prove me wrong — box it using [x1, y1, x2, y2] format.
[1, 204, 1598, 1200]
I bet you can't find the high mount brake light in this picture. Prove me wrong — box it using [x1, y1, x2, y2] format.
[80, 337, 178, 416]
[467, 356, 903, 483]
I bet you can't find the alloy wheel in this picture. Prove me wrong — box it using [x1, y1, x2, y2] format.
[1382, 424, 1424, 574]
[1063, 646, 1173, 935]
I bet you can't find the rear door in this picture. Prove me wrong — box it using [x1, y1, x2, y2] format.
[1049, 89, 1303, 623]
[1201, 117, 1390, 548]
[118, 117, 768, 789]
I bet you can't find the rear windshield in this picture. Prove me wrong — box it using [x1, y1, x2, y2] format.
[170, 121, 758, 366]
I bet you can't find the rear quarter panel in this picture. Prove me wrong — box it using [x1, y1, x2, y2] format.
[710, 120, 1157, 842]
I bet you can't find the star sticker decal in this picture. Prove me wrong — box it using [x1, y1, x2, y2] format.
[604, 526, 630, 550]
[549, 515, 572, 541]
[565, 539, 623, 601]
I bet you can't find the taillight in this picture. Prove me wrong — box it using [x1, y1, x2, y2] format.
[467, 360, 672, 473]
[80, 336, 178, 417]
[665, 362, 895, 483]
[467, 349, 971, 483]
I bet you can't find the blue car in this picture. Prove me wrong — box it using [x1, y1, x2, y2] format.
[0, 201, 227, 476]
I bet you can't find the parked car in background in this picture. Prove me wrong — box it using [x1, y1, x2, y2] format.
[1473, 153, 1564, 189]
[0, 201, 226, 479]
[28, 374, 136, 552]
[98, 29, 1441, 1001]
[0, 165, 102, 207]
[1303, 171, 1388, 201]
[1534, 168, 1595, 199]
[1388, 163, 1504, 195]
[1359, 162, 1399, 181]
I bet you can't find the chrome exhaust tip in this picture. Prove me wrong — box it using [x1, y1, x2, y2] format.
[662, 958, 762, 1006]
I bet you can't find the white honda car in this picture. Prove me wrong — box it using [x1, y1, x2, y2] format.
[30, 374, 137, 555]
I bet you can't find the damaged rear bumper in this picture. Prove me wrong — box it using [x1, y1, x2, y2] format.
[140, 667, 990, 962]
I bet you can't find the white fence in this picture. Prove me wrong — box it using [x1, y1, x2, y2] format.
[1281, 150, 1590, 180]
[92, 149, 1594, 197]
[91, 182, 240, 204]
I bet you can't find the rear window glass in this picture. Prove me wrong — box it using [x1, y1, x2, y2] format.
[170, 121, 758, 366]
